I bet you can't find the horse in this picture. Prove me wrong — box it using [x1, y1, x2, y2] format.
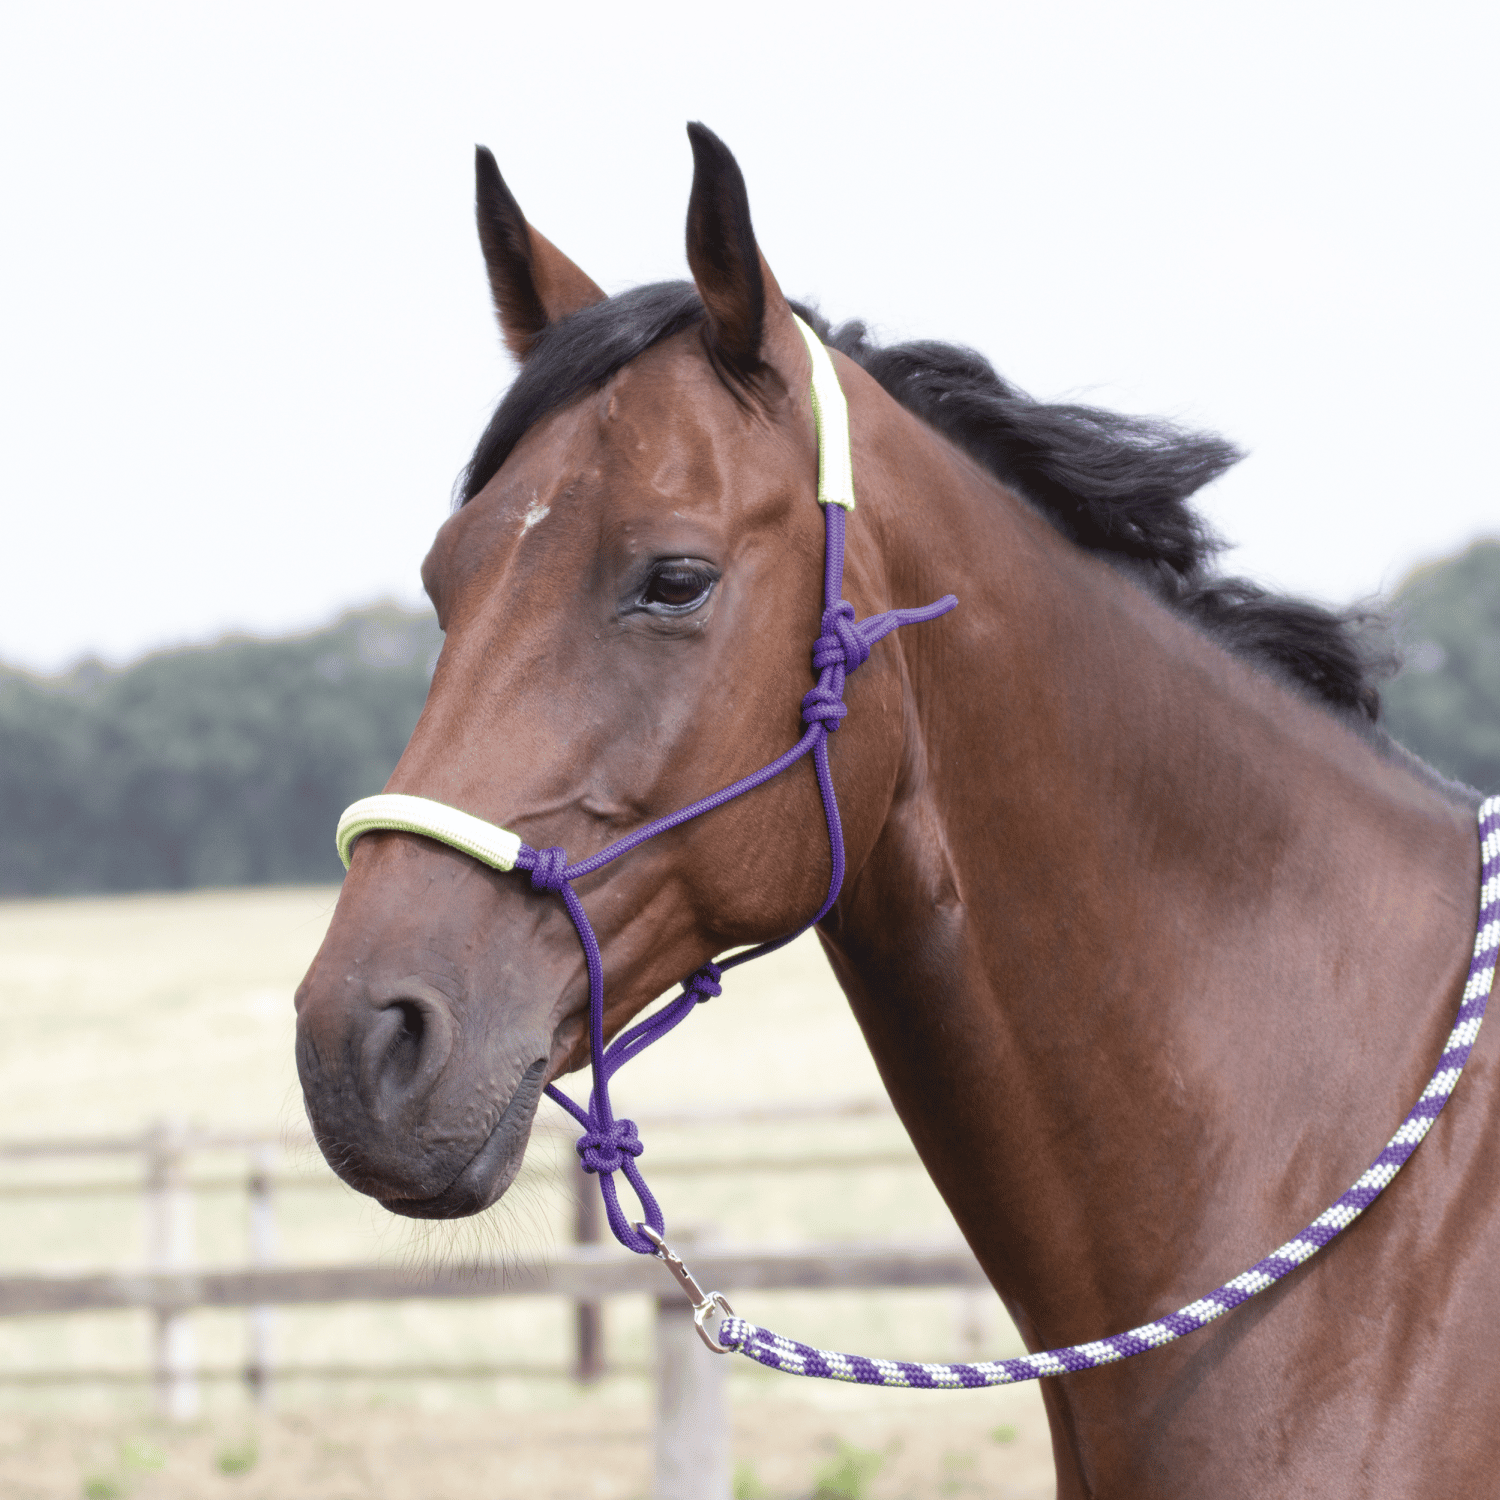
[293, 125, 1496, 1496]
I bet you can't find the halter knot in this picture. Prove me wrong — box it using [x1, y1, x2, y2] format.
[576, 1117, 643, 1175]
[529, 845, 569, 893]
[811, 601, 871, 676]
[800, 683, 849, 731]
[686, 962, 723, 1002]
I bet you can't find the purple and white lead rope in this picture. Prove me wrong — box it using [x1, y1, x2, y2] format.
[716, 796, 1500, 1386]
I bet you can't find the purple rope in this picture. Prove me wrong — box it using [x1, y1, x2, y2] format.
[522, 488, 956, 1253]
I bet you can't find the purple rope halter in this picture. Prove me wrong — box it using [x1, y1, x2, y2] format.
[517, 497, 955, 1253]
[336, 314, 957, 1257]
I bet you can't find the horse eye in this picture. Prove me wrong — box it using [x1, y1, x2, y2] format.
[641, 562, 715, 613]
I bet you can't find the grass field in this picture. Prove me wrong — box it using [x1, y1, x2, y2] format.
[0, 887, 1053, 1498]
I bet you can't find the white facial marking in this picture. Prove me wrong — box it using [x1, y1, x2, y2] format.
[520, 498, 551, 533]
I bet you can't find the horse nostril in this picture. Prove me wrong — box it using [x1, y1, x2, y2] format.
[358, 992, 455, 1120]
[383, 1002, 426, 1089]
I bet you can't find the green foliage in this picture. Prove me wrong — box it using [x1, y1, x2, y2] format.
[734, 1459, 770, 1500]
[215, 1436, 259, 1476]
[0, 604, 441, 895]
[78, 1436, 164, 1499]
[810, 1441, 883, 1500]
[1383, 539, 1500, 795]
[939, 1450, 978, 1495]
[119, 1439, 164, 1473]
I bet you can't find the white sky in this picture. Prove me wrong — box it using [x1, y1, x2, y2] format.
[2, 1, 1495, 673]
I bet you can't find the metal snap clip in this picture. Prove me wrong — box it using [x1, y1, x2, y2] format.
[638, 1223, 735, 1353]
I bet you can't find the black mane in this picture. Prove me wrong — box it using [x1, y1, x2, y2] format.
[461, 282, 1395, 723]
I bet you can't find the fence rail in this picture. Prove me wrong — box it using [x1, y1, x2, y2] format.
[0, 1242, 988, 1317]
[0, 1106, 992, 1500]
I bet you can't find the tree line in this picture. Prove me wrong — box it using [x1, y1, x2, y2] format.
[1381, 539, 1500, 799]
[0, 542, 1495, 897]
[0, 605, 440, 895]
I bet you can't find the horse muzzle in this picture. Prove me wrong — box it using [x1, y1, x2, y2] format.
[294, 974, 551, 1217]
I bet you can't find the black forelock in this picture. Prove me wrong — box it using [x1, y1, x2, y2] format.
[457, 287, 1395, 725]
[460, 282, 706, 504]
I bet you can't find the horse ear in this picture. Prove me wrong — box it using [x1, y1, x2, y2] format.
[684, 123, 800, 391]
[474, 146, 606, 362]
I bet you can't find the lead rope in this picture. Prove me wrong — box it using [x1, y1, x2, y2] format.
[714, 795, 1500, 1384]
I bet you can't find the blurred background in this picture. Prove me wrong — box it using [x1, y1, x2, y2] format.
[0, 1, 1495, 1496]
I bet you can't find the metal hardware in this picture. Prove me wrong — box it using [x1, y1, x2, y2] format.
[639, 1224, 734, 1353]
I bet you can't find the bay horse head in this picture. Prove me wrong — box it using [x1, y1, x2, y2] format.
[294, 126, 917, 1217]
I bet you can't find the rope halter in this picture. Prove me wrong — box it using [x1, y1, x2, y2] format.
[334, 314, 957, 1257]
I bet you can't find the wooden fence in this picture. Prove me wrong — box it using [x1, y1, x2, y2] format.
[0, 1105, 993, 1500]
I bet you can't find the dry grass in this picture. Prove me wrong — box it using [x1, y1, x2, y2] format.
[0, 1388, 1057, 1500]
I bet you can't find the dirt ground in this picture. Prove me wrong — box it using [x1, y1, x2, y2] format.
[0, 1385, 1056, 1500]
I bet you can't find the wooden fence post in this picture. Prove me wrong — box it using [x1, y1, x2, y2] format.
[572, 1154, 604, 1382]
[653, 1245, 730, 1500]
[144, 1118, 198, 1421]
[245, 1143, 277, 1408]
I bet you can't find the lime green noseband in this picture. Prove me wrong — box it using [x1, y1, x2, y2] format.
[336, 793, 521, 873]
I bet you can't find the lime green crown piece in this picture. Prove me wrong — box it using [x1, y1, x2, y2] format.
[791, 315, 855, 511]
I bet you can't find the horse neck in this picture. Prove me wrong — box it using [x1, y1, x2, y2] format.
[826, 404, 1480, 1345]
